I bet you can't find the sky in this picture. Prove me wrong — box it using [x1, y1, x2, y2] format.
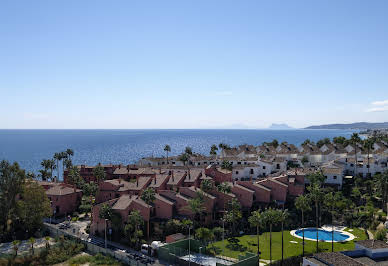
[1, 0, 388, 129]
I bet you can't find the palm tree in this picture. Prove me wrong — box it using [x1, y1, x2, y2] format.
[248, 210, 262, 262]
[185, 146, 193, 155]
[324, 192, 337, 252]
[308, 183, 323, 253]
[200, 179, 213, 194]
[295, 195, 311, 257]
[374, 170, 388, 212]
[186, 196, 205, 228]
[141, 187, 156, 238]
[53, 152, 61, 182]
[225, 198, 241, 236]
[350, 133, 361, 177]
[210, 144, 218, 156]
[66, 148, 74, 161]
[29, 237, 35, 255]
[262, 208, 280, 264]
[217, 182, 232, 212]
[12, 240, 20, 257]
[93, 164, 106, 183]
[60, 151, 67, 176]
[363, 139, 374, 177]
[164, 145, 171, 163]
[278, 209, 289, 265]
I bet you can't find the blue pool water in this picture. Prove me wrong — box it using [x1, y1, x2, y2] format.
[295, 228, 350, 242]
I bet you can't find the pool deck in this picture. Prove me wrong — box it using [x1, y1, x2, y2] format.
[290, 227, 355, 242]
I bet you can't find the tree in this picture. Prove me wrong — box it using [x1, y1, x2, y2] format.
[16, 180, 52, 234]
[295, 195, 311, 257]
[0, 161, 26, 241]
[333, 136, 347, 145]
[324, 192, 338, 252]
[195, 227, 214, 243]
[218, 143, 231, 150]
[374, 170, 388, 212]
[66, 149, 74, 161]
[164, 145, 171, 163]
[224, 198, 241, 236]
[262, 208, 280, 264]
[67, 166, 84, 189]
[82, 182, 98, 197]
[248, 210, 262, 261]
[200, 179, 213, 193]
[302, 139, 312, 145]
[99, 204, 113, 220]
[308, 183, 323, 253]
[301, 156, 309, 165]
[278, 209, 289, 265]
[210, 144, 218, 156]
[93, 165, 106, 183]
[40, 159, 56, 181]
[270, 139, 279, 148]
[217, 182, 232, 212]
[185, 146, 193, 155]
[53, 152, 61, 182]
[29, 237, 35, 255]
[12, 240, 20, 257]
[186, 196, 205, 228]
[350, 133, 361, 177]
[60, 151, 68, 176]
[141, 188, 156, 205]
[306, 171, 325, 186]
[45, 236, 51, 250]
[221, 160, 233, 171]
[178, 153, 189, 166]
[363, 139, 374, 177]
[317, 138, 330, 148]
[125, 210, 144, 248]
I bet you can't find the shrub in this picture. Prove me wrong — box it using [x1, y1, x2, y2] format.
[375, 228, 387, 241]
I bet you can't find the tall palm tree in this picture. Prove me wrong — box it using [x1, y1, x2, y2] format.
[295, 195, 311, 257]
[262, 208, 280, 264]
[210, 144, 218, 156]
[164, 145, 171, 163]
[278, 209, 289, 265]
[374, 170, 388, 212]
[324, 192, 337, 252]
[225, 198, 241, 236]
[141, 188, 156, 239]
[60, 151, 67, 176]
[185, 146, 193, 155]
[248, 210, 262, 263]
[350, 133, 361, 177]
[186, 196, 205, 228]
[53, 152, 61, 182]
[66, 149, 74, 161]
[308, 183, 323, 253]
[363, 138, 374, 177]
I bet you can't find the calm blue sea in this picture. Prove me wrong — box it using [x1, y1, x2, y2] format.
[0, 129, 355, 174]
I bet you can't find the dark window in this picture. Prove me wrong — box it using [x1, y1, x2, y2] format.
[238, 162, 241, 165]
[250, 169, 254, 175]
[333, 176, 337, 179]
[236, 171, 239, 174]
[263, 166, 266, 169]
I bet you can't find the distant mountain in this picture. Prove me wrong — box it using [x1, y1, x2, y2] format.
[268, 123, 293, 130]
[305, 122, 388, 130]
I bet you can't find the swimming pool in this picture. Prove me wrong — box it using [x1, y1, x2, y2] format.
[291, 228, 354, 242]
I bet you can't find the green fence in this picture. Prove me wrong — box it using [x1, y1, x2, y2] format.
[159, 239, 258, 266]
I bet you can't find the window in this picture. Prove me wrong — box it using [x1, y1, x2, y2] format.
[238, 162, 241, 165]
[235, 171, 239, 174]
[250, 169, 254, 175]
[350, 164, 354, 167]
[263, 166, 266, 169]
[333, 176, 337, 179]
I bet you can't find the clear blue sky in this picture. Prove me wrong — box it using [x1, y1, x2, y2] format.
[1, 0, 387, 129]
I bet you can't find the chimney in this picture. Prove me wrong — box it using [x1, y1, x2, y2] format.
[119, 164, 121, 169]
[119, 179, 121, 184]
[172, 171, 174, 182]
[159, 168, 162, 174]
[127, 165, 130, 171]
[154, 177, 157, 184]
[136, 179, 139, 187]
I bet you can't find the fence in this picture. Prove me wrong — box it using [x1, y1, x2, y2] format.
[43, 223, 147, 266]
[158, 238, 258, 266]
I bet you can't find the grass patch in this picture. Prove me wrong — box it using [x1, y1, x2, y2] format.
[67, 253, 123, 266]
[209, 228, 367, 261]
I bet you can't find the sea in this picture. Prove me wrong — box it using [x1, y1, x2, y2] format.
[0, 129, 356, 175]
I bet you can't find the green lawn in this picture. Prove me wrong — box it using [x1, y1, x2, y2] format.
[208, 228, 367, 262]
